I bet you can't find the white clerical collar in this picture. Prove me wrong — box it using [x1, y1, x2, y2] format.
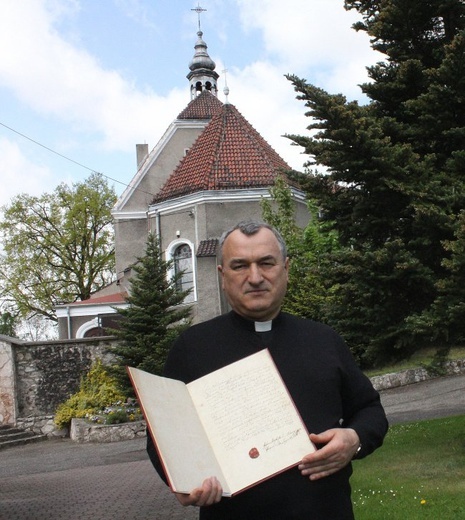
[254, 320, 272, 332]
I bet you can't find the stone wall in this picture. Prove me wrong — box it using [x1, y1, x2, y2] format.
[0, 335, 118, 436]
[70, 418, 146, 443]
[370, 359, 465, 391]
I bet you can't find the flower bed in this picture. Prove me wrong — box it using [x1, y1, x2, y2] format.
[85, 399, 143, 425]
[70, 418, 146, 443]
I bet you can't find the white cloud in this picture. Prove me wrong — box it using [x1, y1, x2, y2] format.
[114, 0, 158, 30]
[0, 138, 53, 208]
[0, 1, 186, 152]
[236, 0, 378, 97]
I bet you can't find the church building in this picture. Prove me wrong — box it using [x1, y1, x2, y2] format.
[56, 15, 308, 339]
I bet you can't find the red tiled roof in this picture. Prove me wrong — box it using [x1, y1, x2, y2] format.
[177, 90, 224, 120]
[196, 239, 218, 257]
[69, 292, 127, 306]
[153, 103, 291, 203]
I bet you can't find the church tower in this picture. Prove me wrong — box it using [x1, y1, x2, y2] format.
[187, 6, 219, 99]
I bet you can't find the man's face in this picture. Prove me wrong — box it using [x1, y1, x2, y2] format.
[218, 227, 289, 321]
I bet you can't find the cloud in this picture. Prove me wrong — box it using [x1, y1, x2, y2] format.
[114, 0, 158, 30]
[236, 0, 378, 97]
[0, 0, 185, 152]
[0, 138, 53, 207]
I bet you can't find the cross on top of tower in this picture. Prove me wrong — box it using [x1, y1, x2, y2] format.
[191, 3, 207, 32]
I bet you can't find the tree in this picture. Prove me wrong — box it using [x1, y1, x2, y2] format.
[110, 233, 192, 395]
[407, 210, 465, 346]
[0, 310, 17, 337]
[0, 173, 116, 322]
[284, 0, 465, 365]
[17, 314, 58, 342]
[261, 176, 341, 324]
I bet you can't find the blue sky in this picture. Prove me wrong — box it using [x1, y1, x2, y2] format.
[0, 0, 382, 210]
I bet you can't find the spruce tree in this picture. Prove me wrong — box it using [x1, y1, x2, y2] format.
[111, 233, 192, 394]
[285, 0, 465, 365]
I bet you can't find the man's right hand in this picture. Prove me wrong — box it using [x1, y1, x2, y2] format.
[175, 476, 223, 507]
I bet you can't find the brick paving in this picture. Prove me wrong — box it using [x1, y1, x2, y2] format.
[0, 438, 198, 520]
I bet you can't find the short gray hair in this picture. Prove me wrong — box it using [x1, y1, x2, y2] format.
[218, 220, 287, 265]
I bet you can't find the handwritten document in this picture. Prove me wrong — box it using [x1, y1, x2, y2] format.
[128, 349, 315, 496]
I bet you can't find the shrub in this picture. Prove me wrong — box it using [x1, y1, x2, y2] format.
[54, 359, 126, 429]
[105, 409, 130, 424]
[86, 400, 143, 425]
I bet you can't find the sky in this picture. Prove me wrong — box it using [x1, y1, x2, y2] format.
[0, 0, 383, 211]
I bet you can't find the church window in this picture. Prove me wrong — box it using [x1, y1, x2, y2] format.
[173, 243, 194, 301]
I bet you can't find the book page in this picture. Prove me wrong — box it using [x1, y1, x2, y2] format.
[187, 349, 315, 494]
[127, 367, 228, 494]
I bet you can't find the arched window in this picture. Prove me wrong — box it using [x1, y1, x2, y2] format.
[173, 243, 195, 302]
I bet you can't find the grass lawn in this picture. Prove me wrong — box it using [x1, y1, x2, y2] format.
[351, 415, 465, 519]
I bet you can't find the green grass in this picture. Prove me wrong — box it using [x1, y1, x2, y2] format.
[351, 415, 465, 519]
[364, 346, 465, 378]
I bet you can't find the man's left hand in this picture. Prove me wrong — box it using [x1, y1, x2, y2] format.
[298, 428, 360, 481]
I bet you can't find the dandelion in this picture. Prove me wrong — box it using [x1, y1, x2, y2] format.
[420, 499, 427, 505]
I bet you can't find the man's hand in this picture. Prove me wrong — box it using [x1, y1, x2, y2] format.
[298, 428, 360, 481]
[175, 476, 223, 507]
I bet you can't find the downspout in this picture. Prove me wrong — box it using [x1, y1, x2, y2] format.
[66, 305, 72, 340]
[155, 210, 161, 240]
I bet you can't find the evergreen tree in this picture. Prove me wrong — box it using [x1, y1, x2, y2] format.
[407, 210, 465, 346]
[285, 0, 465, 364]
[111, 233, 192, 394]
[0, 310, 16, 337]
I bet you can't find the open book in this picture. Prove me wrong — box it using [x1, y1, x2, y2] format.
[127, 349, 315, 497]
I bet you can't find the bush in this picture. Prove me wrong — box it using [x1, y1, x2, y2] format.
[86, 400, 143, 425]
[54, 359, 126, 429]
[105, 409, 130, 424]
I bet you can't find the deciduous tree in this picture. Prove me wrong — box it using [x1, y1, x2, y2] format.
[0, 173, 116, 322]
[261, 176, 341, 324]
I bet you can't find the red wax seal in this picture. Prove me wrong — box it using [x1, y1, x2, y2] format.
[249, 447, 260, 459]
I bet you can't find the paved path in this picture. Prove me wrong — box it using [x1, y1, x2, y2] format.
[1, 374, 464, 520]
[380, 373, 465, 424]
[0, 437, 197, 520]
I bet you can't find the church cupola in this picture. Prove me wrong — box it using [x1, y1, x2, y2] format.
[187, 6, 219, 99]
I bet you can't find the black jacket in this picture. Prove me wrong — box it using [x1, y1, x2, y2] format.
[147, 311, 388, 519]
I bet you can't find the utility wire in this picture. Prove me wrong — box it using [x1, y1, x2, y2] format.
[0, 121, 157, 198]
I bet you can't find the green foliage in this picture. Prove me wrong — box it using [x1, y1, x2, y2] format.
[110, 233, 192, 394]
[406, 210, 465, 363]
[105, 409, 131, 425]
[0, 172, 117, 322]
[420, 347, 451, 377]
[261, 176, 341, 323]
[54, 359, 125, 429]
[352, 416, 465, 518]
[0, 310, 17, 337]
[284, 1, 465, 365]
